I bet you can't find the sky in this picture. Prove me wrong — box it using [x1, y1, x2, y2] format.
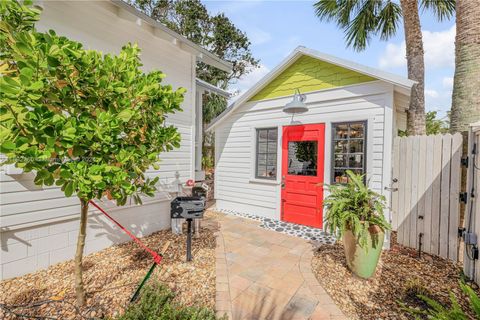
[203, 0, 456, 118]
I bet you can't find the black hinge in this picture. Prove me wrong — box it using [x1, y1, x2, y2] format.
[461, 156, 469, 167]
[460, 192, 468, 204]
[458, 227, 466, 238]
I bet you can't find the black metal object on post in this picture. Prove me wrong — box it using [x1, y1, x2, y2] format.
[170, 197, 205, 261]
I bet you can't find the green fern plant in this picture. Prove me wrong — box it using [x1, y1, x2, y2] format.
[323, 170, 390, 248]
[403, 282, 480, 319]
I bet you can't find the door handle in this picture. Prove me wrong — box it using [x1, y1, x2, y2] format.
[384, 186, 398, 192]
[281, 176, 285, 189]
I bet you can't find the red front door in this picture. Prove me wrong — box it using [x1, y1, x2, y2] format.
[281, 124, 325, 228]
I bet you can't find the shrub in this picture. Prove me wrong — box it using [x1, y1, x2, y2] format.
[117, 285, 222, 320]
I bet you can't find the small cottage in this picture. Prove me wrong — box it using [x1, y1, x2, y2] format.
[207, 46, 414, 229]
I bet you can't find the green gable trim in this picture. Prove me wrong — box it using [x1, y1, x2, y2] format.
[249, 55, 377, 102]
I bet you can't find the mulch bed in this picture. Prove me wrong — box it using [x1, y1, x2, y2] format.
[0, 214, 219, 319]
[311, 238, 479, 319]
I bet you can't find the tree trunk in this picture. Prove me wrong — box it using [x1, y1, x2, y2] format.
[75, 199, 88, 306]
[450, 0, 480, 133]
[400, 0, 426, 135]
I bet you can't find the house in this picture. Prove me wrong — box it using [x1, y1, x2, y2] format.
[207, 46, 414, 230]
[0, 0, 231, 280]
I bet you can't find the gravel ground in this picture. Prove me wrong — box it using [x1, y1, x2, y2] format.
[311, 239, 479, 320]
[0, 213, 218, 319]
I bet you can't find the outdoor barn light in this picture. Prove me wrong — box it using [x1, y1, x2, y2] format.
[283, 88, 308, 114]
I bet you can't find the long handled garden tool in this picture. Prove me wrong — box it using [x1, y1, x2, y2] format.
[88, 200, 170, 303]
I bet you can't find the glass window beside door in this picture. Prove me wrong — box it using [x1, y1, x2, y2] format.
[256, 128, 277, 179]
[332, 121, 367, 183]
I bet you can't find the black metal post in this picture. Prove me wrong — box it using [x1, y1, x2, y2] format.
[186, 218, 192, 261]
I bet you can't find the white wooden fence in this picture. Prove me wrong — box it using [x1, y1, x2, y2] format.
[391, 133, 463, 261]
[463, 122, 480, 283]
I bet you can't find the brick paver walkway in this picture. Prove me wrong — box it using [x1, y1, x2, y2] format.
[214, 213, 346, 320]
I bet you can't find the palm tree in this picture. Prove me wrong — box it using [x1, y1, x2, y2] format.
[313, 0, 455, 135]
[450, 0, 480, 133]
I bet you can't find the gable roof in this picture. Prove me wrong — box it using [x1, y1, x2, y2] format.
[206, 46, 415, 132]
[111, 0, 232, 72]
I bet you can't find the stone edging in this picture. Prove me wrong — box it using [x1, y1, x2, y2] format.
[299, 249, 347, 319]
[214, 223, 233, 319]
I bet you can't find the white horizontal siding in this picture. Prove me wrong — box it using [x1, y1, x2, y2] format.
[214, 82, 394, 220]
[0, 1, 197, 279]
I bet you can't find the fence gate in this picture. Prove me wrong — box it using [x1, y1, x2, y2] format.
[463, 122, 480, 283]
[391, 133, 463, 261]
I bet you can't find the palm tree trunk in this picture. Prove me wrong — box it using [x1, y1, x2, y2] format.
[400, 0, 426, 135]
[450, 0, 480, 133]
[75, 199, 88, 306]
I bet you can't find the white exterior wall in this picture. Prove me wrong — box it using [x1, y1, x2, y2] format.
[214, 81, 396, 224]
[0, 2, 197, 279]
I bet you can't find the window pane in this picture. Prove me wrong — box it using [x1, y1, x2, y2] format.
[288, 141, 317, 176]
[334, 124, 349, 139]
[257, 153, 267, 165]
[334, 154, 348, 168]
[258, 130, 268, 142]
[267, 166, 276, 177]
[333, 170, 348, 184]
[350, 123, 364, 138]
[258, 142, 268, 153]
[334, 140, 348, 153]
[257, 165, 267, 177]
[349, 154, 363, 168]
[267, 141, 277, 153]
[267, 153, 276, 166]
[349, 139, 364, 153]
[267, 129, 277, 141]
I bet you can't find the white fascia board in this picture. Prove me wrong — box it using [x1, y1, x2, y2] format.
[111, 0, 232, 73]
[196, 78, 230, 98]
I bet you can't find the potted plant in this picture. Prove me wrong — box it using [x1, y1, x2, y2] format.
[324, 170, 391, 279]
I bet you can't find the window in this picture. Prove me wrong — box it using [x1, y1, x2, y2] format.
[332, 121, 367, 183]
[256, 128, 277, 179]
[288, 141, 318, 176]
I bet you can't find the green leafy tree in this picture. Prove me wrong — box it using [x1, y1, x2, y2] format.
[399, 111, 449, 136]
[131, 0, 258, 88]
[425, 110, 449, 135]
[313, 0, 455, 136]
[0, 0, 185, 305]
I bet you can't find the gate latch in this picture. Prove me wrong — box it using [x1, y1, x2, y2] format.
[460, 192, 468, 204]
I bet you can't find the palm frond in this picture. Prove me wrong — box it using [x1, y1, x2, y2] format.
[420, 0, 455, 21]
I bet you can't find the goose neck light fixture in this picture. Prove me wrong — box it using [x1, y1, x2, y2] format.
[283, 88, 308, 114]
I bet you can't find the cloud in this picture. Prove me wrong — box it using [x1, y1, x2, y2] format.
[247, 28, 272, 45]
[228, 64, 271, 102]
[379, 25, 455, 69]
[442, 76, 453, 89]
[425, 89, 439, 98]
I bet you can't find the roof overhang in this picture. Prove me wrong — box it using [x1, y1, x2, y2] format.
[196, 78, 230, 98]
[206, 46, 415, 132]
[110, 0, 232, 73]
